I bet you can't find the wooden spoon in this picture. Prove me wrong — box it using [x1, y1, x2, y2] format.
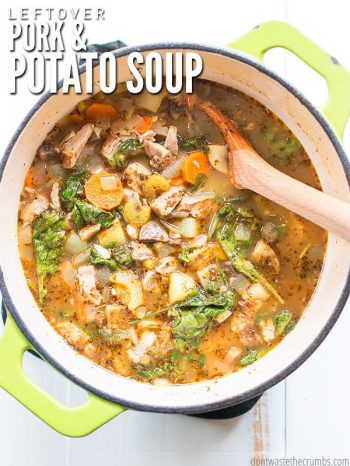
[194, 100, 350, 242]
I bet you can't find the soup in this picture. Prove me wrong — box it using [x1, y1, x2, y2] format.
[18, 80, 326, 384]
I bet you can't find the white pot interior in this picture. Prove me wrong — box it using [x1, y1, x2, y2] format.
[0, 46, 349, 412]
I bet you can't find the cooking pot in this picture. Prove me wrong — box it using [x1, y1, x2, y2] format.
[0, 21, 349, 437]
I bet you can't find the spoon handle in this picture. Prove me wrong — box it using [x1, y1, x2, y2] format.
[234, 149, 350, 242]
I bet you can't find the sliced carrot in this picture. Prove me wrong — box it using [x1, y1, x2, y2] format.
[136, 115, 153, 134]
[67, 113, 85, 125]
[85, 103, 118, 122]
[181, 151, 210, 184]
[24, 168, 35, 188]
[171, 177, 185, 187]
[85, 171, 124, 211]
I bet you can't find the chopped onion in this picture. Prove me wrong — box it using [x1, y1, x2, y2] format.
[72, 248, 91, 268]
[61, 261, 77, 288]
[189, 234, 208, 248]
[18, 224, 32, 245]
[234, 223, 251, 242]
[138, 320, 161, 328]
[96, 266, 111, 285]
[127, 327, 139, 345]
[161, 155, 187, 179]
[229, 273, 250, 292]
[93, 244, 111, 259]
[261, 222, 278, 243]
[226, 347, 242, 363]
[19, 243, 33, 262]
[248, 283, 270, 301]
[160, 220, 185, 236]
[181, 191, 216, 205]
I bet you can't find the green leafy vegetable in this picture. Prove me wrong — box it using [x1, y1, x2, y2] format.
[110, 139, 144, 169]
[32, 209, 66, 301]
[60, 169, 90, 211]
[90, 244, 134, 270]
[137, 363, 172, 380]
[90, 247, 120, 270]
[261, 126, 301, 158]
[190, 353, 206, 367]
[178, 245, 193, 264]
[274, 310, 292, 336]
[217, 226, 284, 304]
[97, 328, 122, 346]
[172, 287, 236, 350]
[190, 173, 207, 191]
[73, 199, 115, 228]
[239, 350, 258, 366]
[179, 135, 209, 154]
[112, 245, 134, 267]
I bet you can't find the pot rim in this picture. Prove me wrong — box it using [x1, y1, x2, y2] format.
[1, 42, 349, 414]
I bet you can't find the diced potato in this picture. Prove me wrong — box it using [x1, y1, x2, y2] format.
[168, 271, 197, 304]
[110, 271, 143, 312]
[197, 264, 219, 289]
[106, 304, 126, 329]
[98, 221, 126, 247]
[208, 145, 228, 174]
[65, 231, 88, 255]
[134, 88, 168, 113]
[174, 217, 199, 238]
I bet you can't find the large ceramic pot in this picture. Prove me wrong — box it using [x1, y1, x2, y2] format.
[0, 21, 349, 437]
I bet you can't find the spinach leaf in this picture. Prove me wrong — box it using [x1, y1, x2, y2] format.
[60, 169, 90, 211]
[274, 310, 292, 336]
[179, 135, 209, 154]
[32, 209, 66, 301]
[73, 199, 115, 228]
[109, 139, 144, 169]
[239, 350, 258, 366]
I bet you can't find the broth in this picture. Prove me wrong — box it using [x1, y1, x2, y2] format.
[18, 80, 326, 384]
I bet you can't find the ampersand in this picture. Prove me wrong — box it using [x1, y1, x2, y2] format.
[72, 22, 87, 51]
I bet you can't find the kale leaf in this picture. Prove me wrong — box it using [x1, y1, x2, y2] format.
[90, 244, 133, 270]
[172, 287, 236, 350]
[60, 169, 90, 211]
[32, 209, 66, 301]
[109, 139, 144, 169]
[72, 199, 115, 228]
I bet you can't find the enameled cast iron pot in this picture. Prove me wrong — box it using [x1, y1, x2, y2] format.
[0, 21, 350, 437]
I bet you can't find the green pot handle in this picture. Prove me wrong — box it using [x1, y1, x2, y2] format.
[0, 312, 125, 437]
[229, 21, 350, 139]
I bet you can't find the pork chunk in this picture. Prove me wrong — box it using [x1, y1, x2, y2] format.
[150, 186, 185, 217]
[61, 123, 94, 168]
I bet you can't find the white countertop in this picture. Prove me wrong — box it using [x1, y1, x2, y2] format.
[0, 0, 349, 463]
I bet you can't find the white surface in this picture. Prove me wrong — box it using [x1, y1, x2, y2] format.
[0, 0, 349, 464]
